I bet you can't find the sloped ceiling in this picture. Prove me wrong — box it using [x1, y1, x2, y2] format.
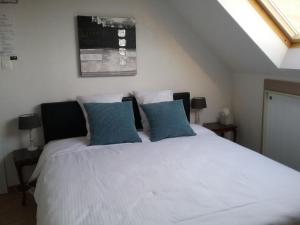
[168, 0, 300, 75]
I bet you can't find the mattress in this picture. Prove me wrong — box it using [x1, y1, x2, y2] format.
[32, 125, 300, 225]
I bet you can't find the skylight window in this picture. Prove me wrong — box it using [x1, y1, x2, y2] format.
[256, 0, 300, 45]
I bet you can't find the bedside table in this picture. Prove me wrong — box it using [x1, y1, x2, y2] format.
[203, 122, 237, 142]
[13, 148, 42, 206]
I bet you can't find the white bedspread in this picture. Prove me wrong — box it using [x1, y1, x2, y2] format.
[32, 125, 300, 225]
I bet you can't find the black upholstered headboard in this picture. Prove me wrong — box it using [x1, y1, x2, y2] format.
[41, 92, 190, 143]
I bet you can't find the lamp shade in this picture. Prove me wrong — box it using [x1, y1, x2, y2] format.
[191, 97, 207, 110]
[18, 114, 41, 130]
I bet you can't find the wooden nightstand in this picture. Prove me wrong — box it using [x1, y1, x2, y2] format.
[203, 122, 237, 142]
[12, 148, 42, 206]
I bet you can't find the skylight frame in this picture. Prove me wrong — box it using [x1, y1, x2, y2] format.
[253, 0, 300, 47]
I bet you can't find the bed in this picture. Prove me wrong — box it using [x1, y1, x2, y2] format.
[32, 93, 300, 225]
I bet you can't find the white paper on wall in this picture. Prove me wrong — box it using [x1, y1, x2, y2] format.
[0, 9, 16, 56]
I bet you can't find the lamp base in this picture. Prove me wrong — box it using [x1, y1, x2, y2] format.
[27, 145, 38, 152]
[195, 111, 201, 124]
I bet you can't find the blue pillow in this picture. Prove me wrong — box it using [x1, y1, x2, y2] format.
[141, 100, 196, 142]
[83, 101, 142, 145]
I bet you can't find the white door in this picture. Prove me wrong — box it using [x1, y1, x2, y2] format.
[263, 91, 300, 171]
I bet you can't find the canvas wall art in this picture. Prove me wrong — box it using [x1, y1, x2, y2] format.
[77, 16, 137, 77]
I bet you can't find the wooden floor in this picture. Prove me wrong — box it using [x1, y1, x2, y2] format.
[0, 189, 36, 225]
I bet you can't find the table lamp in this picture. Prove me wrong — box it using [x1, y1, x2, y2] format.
[18, 114, 41, 151]
[191, 97, 207, 124]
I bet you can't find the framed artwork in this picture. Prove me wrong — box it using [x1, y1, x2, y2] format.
[77, 16, 137, 77]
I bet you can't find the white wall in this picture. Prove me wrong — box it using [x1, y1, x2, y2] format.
[167, 0, 300, 153]
[0, 0, 233, 191]
[218, 0, 300, 71]
[217, 0, 288, 68]
[232, 72, 300, 152]
[281, 49, 300, 70]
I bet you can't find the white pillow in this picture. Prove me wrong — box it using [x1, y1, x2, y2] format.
[77, 94, 124, 137]
[137, 131, 151, 143]
[133, 90, 173, 131]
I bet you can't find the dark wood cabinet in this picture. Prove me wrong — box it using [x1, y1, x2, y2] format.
[203, 122, 237, 142]
[13, 148, 42, 206]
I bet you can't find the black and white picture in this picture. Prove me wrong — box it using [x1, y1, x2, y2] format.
[77, 16, 137, 77]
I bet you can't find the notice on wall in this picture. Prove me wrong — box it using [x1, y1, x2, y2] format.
[0, 10, 16, 56]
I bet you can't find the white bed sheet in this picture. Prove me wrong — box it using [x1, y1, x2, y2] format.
[32, 125, 300, 225]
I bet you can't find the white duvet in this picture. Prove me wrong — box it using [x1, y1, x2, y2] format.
[32, 125, 300, 225]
